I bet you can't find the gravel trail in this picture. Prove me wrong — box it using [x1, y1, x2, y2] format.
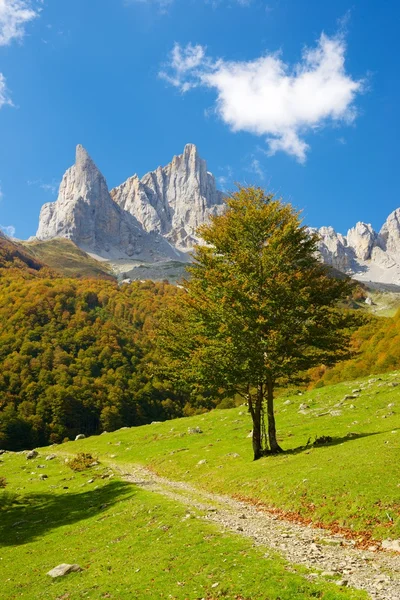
[115, 464, 400, 600]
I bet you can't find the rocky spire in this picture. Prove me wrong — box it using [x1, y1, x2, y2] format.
[378, 208, 400, 256]
[110, 143, 225, 250]
[346, 222, 376, 261]
[36, 145, 182, 261]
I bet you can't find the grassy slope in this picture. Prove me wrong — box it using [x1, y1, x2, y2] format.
[22, 239, 115, 280]
[0, 454, 366, 600]
[63, 372, 400, 543]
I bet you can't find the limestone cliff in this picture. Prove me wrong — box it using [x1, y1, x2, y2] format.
[36, 145, 182, 261]
[110, 144, 225, 250]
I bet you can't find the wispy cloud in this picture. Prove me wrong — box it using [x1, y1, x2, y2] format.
[0, 1, 42, 113]
[125, 0, 252, 10]
[0, 224, 16, 237]
[217, 165, 233, 191]
[247, 157, 265, 180]
[0, 72, 13, 109]
[28, 178, 60, 195]
[0, 0, 40, 46]
[124, 0, 173, 11]
[160, 32, 364, 163]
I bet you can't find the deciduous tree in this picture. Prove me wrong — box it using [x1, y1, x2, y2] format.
[157, 187, 354, 460]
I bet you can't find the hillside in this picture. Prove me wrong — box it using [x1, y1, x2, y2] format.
[0, 451, 369, 600]
[0, 277, 210, 450]
[316, 307, 400, 385]
[59, 372, 400, 544]
[0, 234, 47, 275]
[1, 374, 400, 599]
[22, 239, 115, 280]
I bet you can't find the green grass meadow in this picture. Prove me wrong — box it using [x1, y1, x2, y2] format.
[0, 452, 367, 600]
[1, 373, 400, 599]
[67, 372, 400, 541]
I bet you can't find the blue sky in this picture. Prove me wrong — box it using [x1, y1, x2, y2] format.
[0, 0, 399, 240]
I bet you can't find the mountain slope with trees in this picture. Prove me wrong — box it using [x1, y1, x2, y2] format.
[0, 275, 211, 450]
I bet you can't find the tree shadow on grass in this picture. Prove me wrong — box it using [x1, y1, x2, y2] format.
[0, 480, 134, 547]
[283, 430, 384, 456]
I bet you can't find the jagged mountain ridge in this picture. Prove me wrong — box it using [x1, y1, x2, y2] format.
[36, 145, 187, 262]
[110, 143, 224, 250]
[315, 209, 400, 286]
[35, 143, 400, 285]
[36, 144, 225, 260]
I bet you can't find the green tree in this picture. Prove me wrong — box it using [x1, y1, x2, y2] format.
[157, 187, 354, 460]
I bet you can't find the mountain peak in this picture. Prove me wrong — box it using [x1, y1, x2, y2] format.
[111, 143, 224, 250]
[183, 143, 199, 157]
[75, 144, 96, 170]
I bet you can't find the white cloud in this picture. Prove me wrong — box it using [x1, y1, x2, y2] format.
[160, 33, 364, 162]
[0, 72, 13, 108]
[0, 224, 16, 237]
[0, 0, 39, 46]
[160, 43, 208, 91]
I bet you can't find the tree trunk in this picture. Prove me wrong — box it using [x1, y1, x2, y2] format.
[266, 379, 283, 453]
[248, 389, 263, 461]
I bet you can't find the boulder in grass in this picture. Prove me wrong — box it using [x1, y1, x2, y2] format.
[26, 450, 38, 460]
[75, 434, 85, 441]
[47, 564, 82, 578]
[188, 426, 203, 434]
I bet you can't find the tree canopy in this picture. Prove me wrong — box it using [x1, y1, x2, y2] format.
[157, 187, 355, 459]
[0, 273, 215, 451]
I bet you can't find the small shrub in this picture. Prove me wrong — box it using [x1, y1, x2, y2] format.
[68, 453, 98, 472]
[215, 397, 237, 410]
[0, 476, 7, 488]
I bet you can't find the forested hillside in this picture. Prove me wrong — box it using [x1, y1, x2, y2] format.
[311, 308, 400, 385]
[22, 238, 115, 281]
[3, 228, 400, 452]
[0, 234, 49, 275]
[0, 272, 214, 450]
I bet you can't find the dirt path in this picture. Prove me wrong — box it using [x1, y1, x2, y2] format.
[114, 464, 400, 600]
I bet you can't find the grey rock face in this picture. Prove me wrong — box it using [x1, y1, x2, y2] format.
[316, 226, 354, 272]
[37, 146, 183, 261]
[347, 222, 376, 261]
[35, 143, 400, 286]
[111, 144, 225, 250]
[316, 213, 400, 286]
[377, 208, 400, 257]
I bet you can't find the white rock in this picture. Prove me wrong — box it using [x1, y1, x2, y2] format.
[346, 222, 376, 260]
[111, 144, 225, 251]
[34, 143, 400, 286]
[36, 145, 184, 262]
[47, 564, 82, 578]
[381, 539, 400, 553]
[316, 209, 400, 286]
